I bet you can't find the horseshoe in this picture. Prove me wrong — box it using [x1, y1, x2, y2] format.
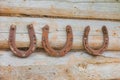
[83, 26, 109, 56]
[8, 24, 36, 58]
[42, 25, 73, 57]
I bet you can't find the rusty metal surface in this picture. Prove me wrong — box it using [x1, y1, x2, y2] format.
[42, 25, 73, 57]
[83, 26, 109, 56]
[8, 24, 36, 58]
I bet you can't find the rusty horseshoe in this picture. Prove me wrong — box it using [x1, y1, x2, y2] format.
[83, 26, 109, 56]
[42, 25, 73, 57]
[8, 24, 36, 58]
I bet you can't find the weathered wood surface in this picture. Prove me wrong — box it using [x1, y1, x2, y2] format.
[0, 17, 120, 50]
[0, 1, 120, 20]
[0, 50, 120, 80]
[0, 1, 120, 80]
[1, 0, 120, 3]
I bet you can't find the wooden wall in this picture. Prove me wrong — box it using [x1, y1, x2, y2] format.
[0, 0, 120, 80]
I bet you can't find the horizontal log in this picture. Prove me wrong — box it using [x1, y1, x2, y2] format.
[0, 51, 120, 80]
[1, 0, 120, 3]
[0, 16, 120, 50]
[54, 0, 120, 2]
[0, 1, 120, 20]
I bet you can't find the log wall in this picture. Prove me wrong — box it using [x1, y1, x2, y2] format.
[0, 0, 120, 80]
[0, 17, 120, 50]
[0, 1, 120, 20]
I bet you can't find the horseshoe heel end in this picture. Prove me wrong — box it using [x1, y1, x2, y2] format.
[102, 25, 107, 30]
[42, 25, 49, 31]
[27, 24, 33, 29]
[66, 25, 72, 32]
[9, 25, 16, 42]
[102, 25, 107, 32]
[10, 24, 16, 30]
[85, 26, 90, 31]
[84, 26, 90, 38]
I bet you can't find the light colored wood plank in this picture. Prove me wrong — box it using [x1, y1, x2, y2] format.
[0, 1, 120, 20]
[0, 16, 120, 50]
[0, 51, 120, 80]
[56, 0, 120, 2]
[1, 0, 120, 3]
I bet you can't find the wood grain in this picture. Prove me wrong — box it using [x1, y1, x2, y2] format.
[0, 1, 120, 20]
[0, 16, 120, 50]
[0, 1, 120, 80]
[0, 51, 120, 80]
[1, 0, 120, 3]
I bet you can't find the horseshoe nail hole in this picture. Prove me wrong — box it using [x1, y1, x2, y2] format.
[45, 28, 48, 30]
[34, 39, 36, 41]
[67, 29, 71, 32]
[9, 40, 12, 42]
[11, 27, 15, 30]
[66, 26, 71, 31]
[29, 26, 32, 29]
[29, 24, 33, 27]
[67, 31, 70, 33]
[105, 42, 108, 44]
[104, 46, 106, 49]
[34, 42, 36, 44]
[33, 35, 35, 37]
[44, 26, 49, 30]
